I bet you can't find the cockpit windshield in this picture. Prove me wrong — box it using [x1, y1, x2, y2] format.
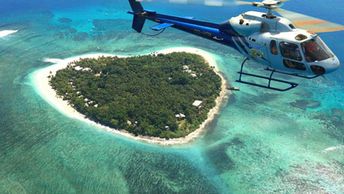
[301, 36, 333, 62]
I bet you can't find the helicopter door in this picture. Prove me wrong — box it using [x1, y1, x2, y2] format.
[268, 40, 306, 72]
[267, 40, 282, 68]
[278, 41, 306, 72]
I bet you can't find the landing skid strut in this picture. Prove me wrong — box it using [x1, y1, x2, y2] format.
[236, 58, 299, 92]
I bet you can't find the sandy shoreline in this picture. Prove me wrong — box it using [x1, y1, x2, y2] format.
[32, 47, 229, 145]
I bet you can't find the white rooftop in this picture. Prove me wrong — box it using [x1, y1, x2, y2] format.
[74, 66, 83, 71]
[192, 100, 203, 107]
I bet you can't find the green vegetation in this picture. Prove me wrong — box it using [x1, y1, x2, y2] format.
[50, 52, 222, 138]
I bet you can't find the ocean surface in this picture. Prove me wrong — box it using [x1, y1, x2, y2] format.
[0, 0, 343, 193]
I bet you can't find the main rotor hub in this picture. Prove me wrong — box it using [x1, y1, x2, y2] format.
[261, 0, 281, 6]
[252, 0, 283, 18]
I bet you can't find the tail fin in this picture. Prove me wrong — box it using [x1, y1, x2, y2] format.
[132, 15, 146, 33]
[129, 0, 144, 13]
[129, 0, 145, 33]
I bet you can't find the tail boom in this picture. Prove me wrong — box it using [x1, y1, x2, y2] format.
[127, 0, 238, 50]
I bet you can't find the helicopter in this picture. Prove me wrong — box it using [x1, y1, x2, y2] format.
[128, 0, 343, 91]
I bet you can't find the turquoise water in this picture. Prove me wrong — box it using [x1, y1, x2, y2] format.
[0, 0, 343, 193]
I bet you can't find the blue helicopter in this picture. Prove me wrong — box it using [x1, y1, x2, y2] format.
[128, 0, 343, 91]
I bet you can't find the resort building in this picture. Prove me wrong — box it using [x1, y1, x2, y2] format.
[192, 100, 203, 108]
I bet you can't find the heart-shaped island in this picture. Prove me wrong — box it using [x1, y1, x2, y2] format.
[34, 47, 228, 145]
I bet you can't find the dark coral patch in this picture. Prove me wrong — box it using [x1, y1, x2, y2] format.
[58, 17, 72, 24]
[206, 138, 244, 173]
[290, 100, 321, 109]
[73, 32, 89, 41]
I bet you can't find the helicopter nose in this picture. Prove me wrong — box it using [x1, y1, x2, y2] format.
[310, 57, 340, 75]
[325, 56, 341, 73]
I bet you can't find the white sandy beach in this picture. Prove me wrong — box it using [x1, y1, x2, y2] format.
[32, 47, 229, 145]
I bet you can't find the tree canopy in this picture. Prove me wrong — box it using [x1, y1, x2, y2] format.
[50, 52, 222, 138]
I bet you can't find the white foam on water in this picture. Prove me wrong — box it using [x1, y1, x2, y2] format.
[0, 30, 18, 38]
[322, 145, 344, 153]
[43, 58, 64, 64]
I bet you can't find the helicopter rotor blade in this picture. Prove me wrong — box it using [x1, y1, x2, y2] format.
[236, 0, 254, 6]
[137, 0, 289, 7]
[275, 8, 344, 33]
[136, 0, 344, 33]
[137, 0, 238, 7]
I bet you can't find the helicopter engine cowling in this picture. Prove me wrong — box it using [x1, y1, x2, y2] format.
[229, 15, 262, 36]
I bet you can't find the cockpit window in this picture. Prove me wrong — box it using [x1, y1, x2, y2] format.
[283, 59, 306, 71]
[301, 36, 333, 62]
[295, 34, 307, 41]
[279, 41, 303, 61]
[270, 40, 278, 55]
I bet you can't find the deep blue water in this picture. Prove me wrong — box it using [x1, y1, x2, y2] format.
[0, 0, 343, 193]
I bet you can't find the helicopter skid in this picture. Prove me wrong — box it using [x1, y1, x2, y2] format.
[264, 67, 321, 79]
[236, 58, 299, 92]
[236, 72, 298, 92]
